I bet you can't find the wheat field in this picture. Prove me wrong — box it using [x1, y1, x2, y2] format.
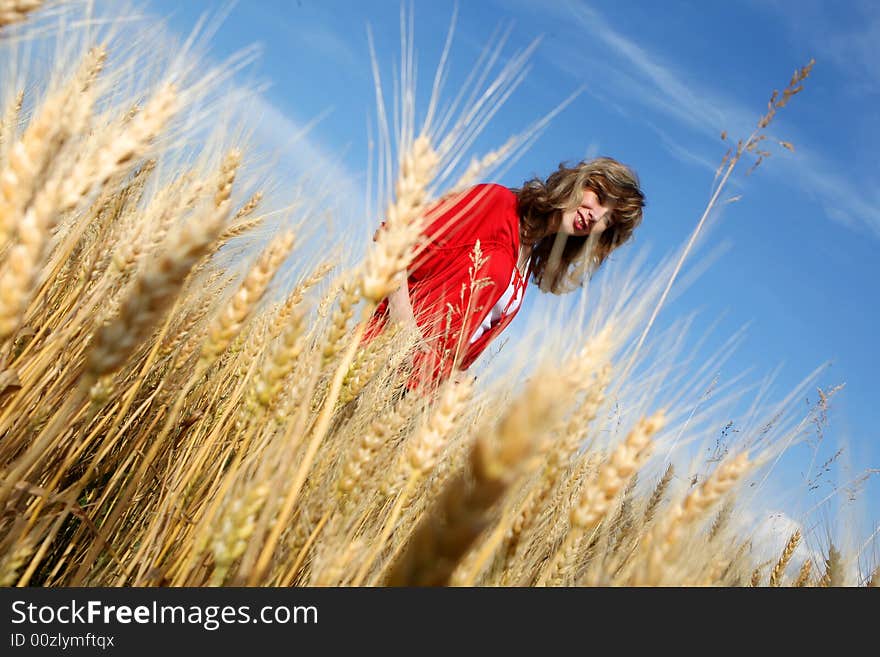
[0, 1, 875, 588]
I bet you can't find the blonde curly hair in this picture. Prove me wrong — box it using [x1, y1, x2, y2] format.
[515, 157, 645, 293]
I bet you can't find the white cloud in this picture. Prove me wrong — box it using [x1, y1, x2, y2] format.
[761, 0, 880, 97]
[547, 0, 880, 237]
[245, 96, 364, 224]
[772, 144, 880, 238]
[650, 124, 721, 175]
[272, 13, 364, 77]
[826, 19, 880, 95]
[566, 2, 756, 139]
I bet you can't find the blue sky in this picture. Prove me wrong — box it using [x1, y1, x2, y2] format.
[142, 0, 878, 562]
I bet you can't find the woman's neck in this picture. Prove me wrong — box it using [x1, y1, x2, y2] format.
[518, 221, 536, 273]
[518, 241, 532, 273]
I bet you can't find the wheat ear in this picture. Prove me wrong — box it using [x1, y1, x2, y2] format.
[644, 463, 675, 523]
[230, 190, 263, 222]
[388, 381, 541, 587]
[820, 544, 844, 587]
[87, 201, 228, 378]
[0, 89, 24, 149]
[450, 135, 516, 193]
[269, 260, 333, 338]
[641, 452, 750, 585]
[749, 567, 762, 587]
[353, 378, 474, 585]
[0, 50, 110, 336]
[58, 83, 176, 212]
[250, 131, 440, 585]
[0, 55, 76, 246]
[362, 134, 438, 302]
[339, 327, 398, 405]
[0, 538, 34, 586]
[247, 306, 307, 413]
[321, 272, 361, 366]
[793, 559, 813, 587]
[769, 529, 801, 587]
[209, 484, 270, 586]
[0, 0, 43, 27]
[501, 352, 612, 575]
[199, 230, 295, 370]
[538, 412, 665, 587]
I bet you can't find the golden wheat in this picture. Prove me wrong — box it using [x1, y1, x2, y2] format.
[0, 4, 866, 591]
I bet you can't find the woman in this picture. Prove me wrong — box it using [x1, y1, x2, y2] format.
[365, 157, 645, 391]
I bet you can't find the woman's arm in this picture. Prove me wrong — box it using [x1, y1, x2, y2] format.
[387, 277, 417, 328]
[373, 223, 418, 329]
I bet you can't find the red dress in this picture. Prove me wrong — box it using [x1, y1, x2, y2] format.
[363, 183, 530, 391]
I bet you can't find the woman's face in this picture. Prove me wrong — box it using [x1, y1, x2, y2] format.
[557, 188, 614, 237]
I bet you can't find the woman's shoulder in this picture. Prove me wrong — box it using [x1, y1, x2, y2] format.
[469, 182, 515, 199]
[460, 183, 517, 217]
[475, 183, 519, 251]
[430, 183, 515, 215]
[412, 183, 519, 278]
[432, 183, 518, 244]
